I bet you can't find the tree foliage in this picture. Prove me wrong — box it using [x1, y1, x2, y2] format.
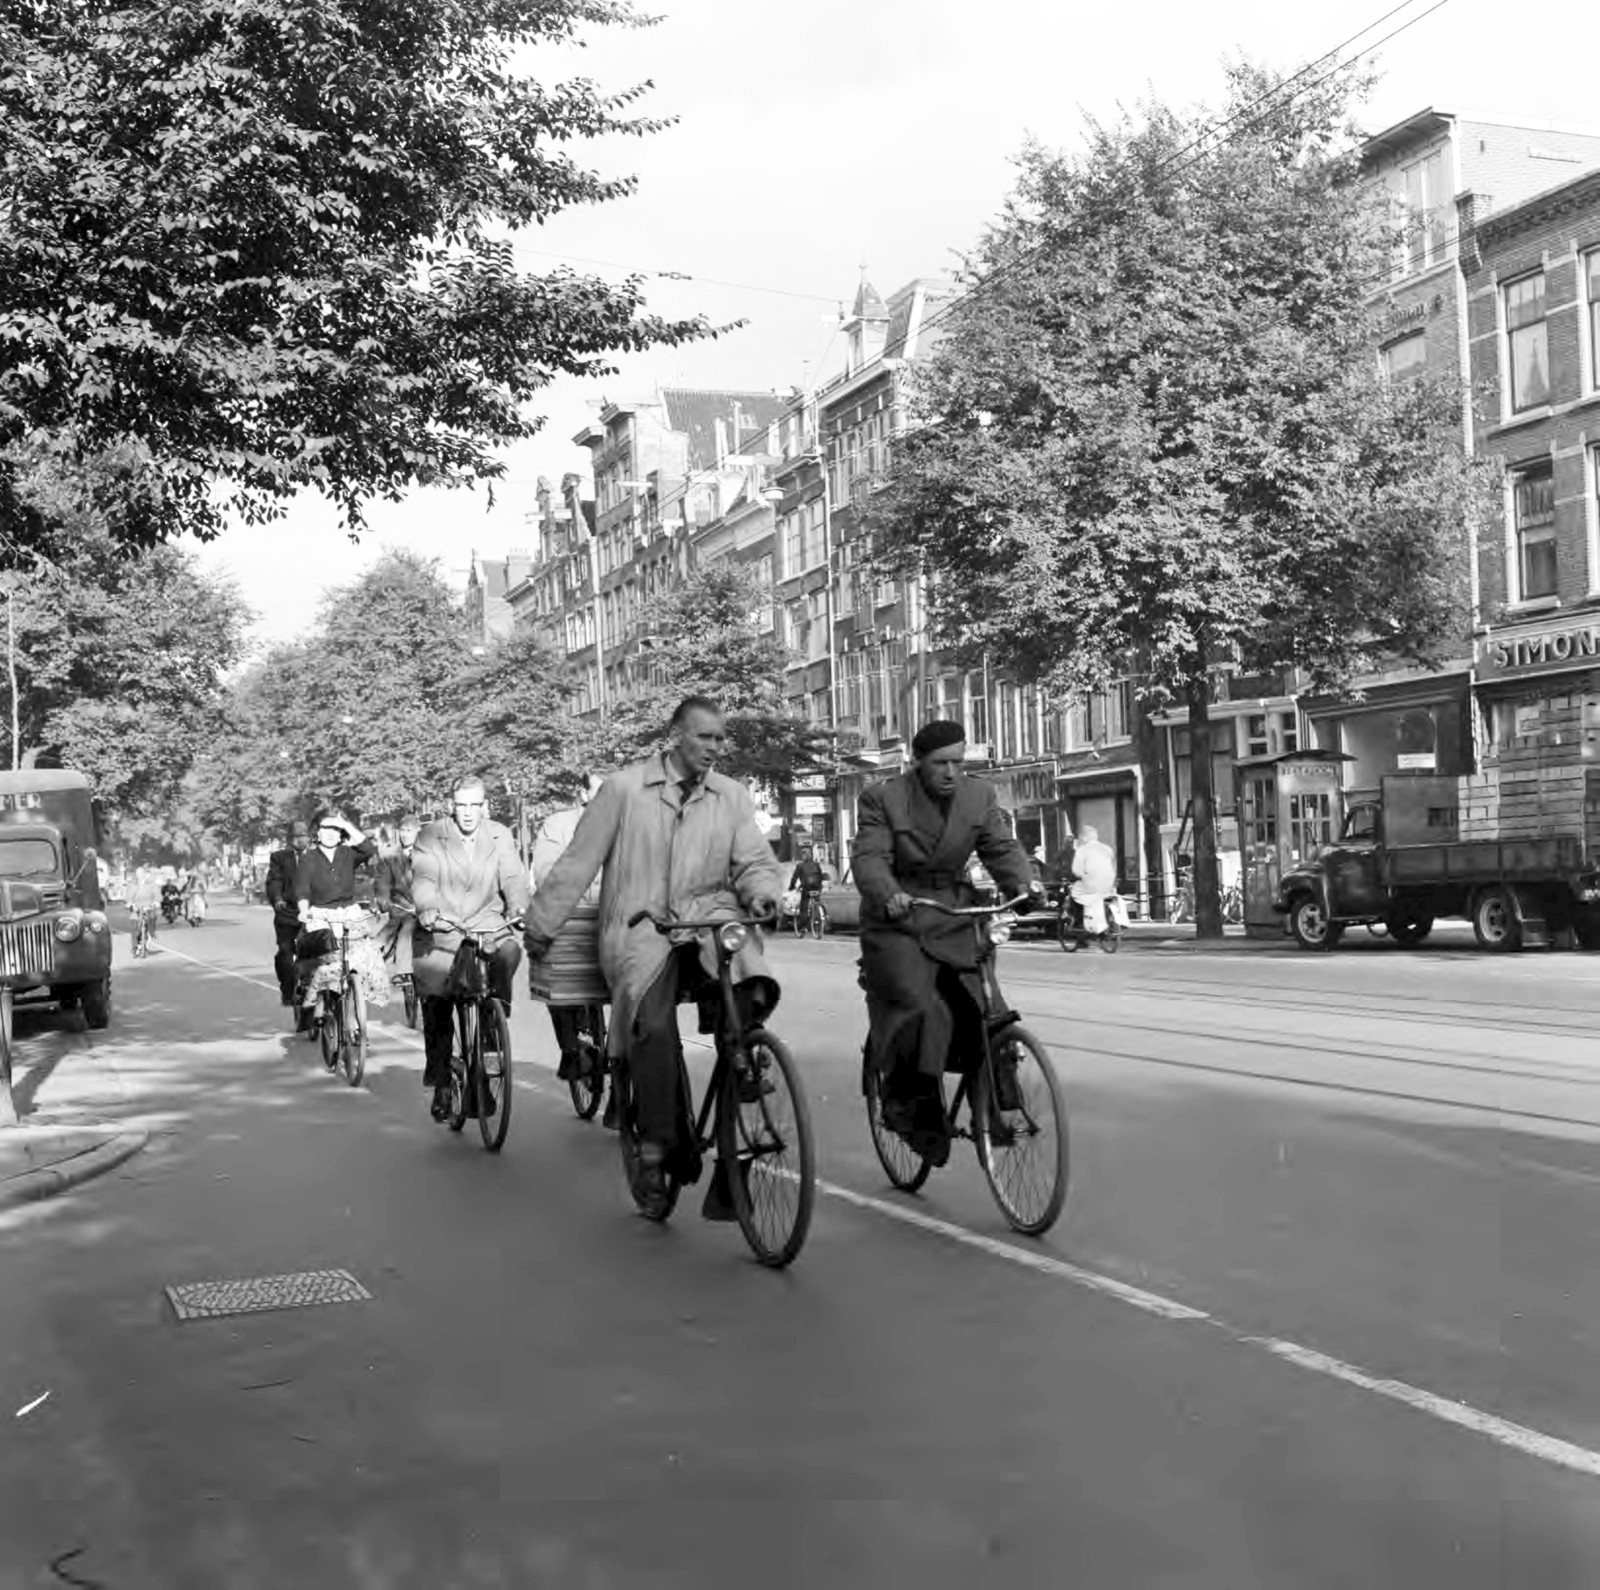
[12, 525, 250, 817]
[0, 0, 719, 556]
[189, 549, 586, 846]
[596, 561, 829, 789]
[868, 62, 1491, 933]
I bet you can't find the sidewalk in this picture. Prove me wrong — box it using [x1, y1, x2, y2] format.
[0, 1009, 146, 1210]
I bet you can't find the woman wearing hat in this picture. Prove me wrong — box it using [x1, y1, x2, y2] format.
[852, 719, 1039, 1162]
[293, 811, 387, 1033]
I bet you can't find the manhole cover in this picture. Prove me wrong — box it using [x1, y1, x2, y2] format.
[165, 1268, 371, 1321]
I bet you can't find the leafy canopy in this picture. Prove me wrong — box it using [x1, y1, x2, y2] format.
[869, 62, 1486, 704]
[0, 0, 719, 555]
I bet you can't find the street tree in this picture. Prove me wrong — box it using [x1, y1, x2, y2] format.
[12, 526, 250, 817]
[868, 63, 1488, 937]
[598, 562, 829, 789]
[0, 0, 721, 557]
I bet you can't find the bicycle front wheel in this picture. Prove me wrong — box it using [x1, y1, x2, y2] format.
[340, 980, 366, 1088]
[318, 993, 339, 1071]
[1056, 901, 1079, 953]
[719, 1029, 814, 1268]
[976, 1026, 1068, 1236]
[476, 999, 511, 1152]
[810, 905, 827, 940]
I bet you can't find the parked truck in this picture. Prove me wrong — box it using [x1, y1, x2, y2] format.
[0, 770, 113, 1031]
[1273, 773, 1600, 952]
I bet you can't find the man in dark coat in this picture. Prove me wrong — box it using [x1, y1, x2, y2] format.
[265, 820, 312, 1007]
[853, 720, 1039, 1161]
[373, 814, 420, 982]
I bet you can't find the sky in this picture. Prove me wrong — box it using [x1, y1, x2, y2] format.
[191, 0, 1600, 650]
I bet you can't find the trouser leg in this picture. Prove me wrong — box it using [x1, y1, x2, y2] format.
[422, 997, 454, 1088]
[273, 922, 298, 1002]
[486, 939, 522, 1008]
[629, 948, 689, 1148]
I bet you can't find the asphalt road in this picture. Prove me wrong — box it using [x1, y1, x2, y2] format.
[2, 902, 1599, 1587]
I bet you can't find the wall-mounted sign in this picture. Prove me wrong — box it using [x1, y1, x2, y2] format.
[987, 762, 1060, 808]
[792, 774, 827, 793]
[794, 795, 829, 818]
[1477, 619, 1600, 679]
[1397, 752, 1437, 771]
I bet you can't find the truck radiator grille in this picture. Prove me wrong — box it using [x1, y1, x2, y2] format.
[0, 920, 53, 978]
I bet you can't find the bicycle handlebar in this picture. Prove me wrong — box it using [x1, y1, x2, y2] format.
[904, 893, 1034, 917]
[430, 916, 525, 940]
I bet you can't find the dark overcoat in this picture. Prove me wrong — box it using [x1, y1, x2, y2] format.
[852, 771, 1033, 1078]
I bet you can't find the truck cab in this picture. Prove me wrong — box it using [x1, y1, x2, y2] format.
[0, 771, 112, 1027]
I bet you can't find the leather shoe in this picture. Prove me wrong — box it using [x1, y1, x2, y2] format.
[430, 1086, 451, 1122]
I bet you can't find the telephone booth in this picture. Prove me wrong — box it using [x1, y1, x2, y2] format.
[1236, 751, 1352, 937]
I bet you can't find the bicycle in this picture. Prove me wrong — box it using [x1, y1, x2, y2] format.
[791, 892, 828, 940]
[561, 1003, 610, 1121]
[621, 909, 815, 1267]
[304, 912, 374, 1089]
[433, 918, 520, 1153]
[863, 894, 1069, 1236]
[1056, 892, 1124, 953]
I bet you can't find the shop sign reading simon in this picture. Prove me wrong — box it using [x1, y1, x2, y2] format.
[1477, 617, 1600, 680]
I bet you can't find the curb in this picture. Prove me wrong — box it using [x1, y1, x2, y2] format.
[0, 1129, 150, 1211]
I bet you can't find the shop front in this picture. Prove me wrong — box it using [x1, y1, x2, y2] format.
[1305, 667, 1473, 800]
[985, 759, 1062, 864]
[1056, 763, 1142, 910]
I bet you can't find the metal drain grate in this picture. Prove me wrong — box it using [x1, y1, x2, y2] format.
[166, 1268, 371, 1321]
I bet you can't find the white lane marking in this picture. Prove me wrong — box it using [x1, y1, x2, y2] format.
[819, 1177, 1207, 1321]
[123, 943, 1600, 1482]
[1248, 1337, 1600, 1480]
[150, 942, 278, 993]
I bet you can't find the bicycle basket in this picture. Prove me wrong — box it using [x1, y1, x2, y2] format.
[444, 939, 489, 1000]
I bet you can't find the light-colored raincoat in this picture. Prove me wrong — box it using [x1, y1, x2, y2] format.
[525, 754, 782, 1056]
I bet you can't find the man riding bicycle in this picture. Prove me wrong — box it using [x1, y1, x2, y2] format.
[788, 846, 825, 932]
[412, 777, 529, 1123]
[853, 719, 1040, 1164]
[127, 866, 160, 945]
[524, 696, 782, 1214]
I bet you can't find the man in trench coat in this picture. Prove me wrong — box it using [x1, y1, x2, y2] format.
[853, 719, 1038, 1159]
[524, 697, 782, 1203]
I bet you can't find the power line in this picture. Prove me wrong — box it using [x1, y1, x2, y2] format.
[542, 0, 1456, 534]
[512, 244, 845, 309]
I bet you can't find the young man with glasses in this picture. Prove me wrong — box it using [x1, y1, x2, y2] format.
[412, 777, 530, 1122]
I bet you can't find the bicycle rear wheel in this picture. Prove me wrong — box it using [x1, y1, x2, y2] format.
[567, 1005, 607, 1121]
[719, 1029, 814, 1268]
[862, 1046, 933, 1193]
[448, 1001, 472, 1132]
[318, 992, 339, 1071]
[476, 999, 511, 1152]
[340, 980, 365, 1088]
[975, 1026, 1068, 1236]
[614, 1062, 679, 1221]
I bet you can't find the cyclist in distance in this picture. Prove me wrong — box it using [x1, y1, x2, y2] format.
[374, 814, 421, 987]
[127, 865, 161, 944]
[293, 810, 386, 1030]
[788, 845, 825, 931]
[853, 718, 1041, 1164]
[523, 696, 782, 1211]
[412, 777, 529, 1122]
[265, 820, 313, 1008]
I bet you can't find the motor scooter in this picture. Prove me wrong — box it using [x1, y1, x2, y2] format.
[1056, 890, 1129, 953]
[160, 883, 183, 926]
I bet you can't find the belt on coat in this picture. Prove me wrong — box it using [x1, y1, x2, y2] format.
[897, 870, 966, 891]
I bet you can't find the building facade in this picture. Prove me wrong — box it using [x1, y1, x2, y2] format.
[1462, 166, 1600, 851]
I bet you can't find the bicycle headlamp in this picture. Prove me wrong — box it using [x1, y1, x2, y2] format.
[718, 921, 749, 955]
[988, 913, 1016, 946]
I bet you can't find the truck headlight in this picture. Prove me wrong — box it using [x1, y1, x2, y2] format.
[719, 921, 749, 955]
[55, 914, 83, 942]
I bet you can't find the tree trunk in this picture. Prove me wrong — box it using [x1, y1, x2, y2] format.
[1132, 676, 1168, 919]
[1185, 669, 1224, 941]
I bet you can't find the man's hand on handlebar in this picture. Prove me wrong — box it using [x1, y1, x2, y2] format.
[748, 894, 780, 924]
[884, 891, 914, 921]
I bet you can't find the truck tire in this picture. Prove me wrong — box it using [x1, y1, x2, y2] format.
[1289, 895, 1343, 952]
[1385, 908, 1434, 947]
[79, 977, 112, 1030]
[1472, 887, 1522, 953]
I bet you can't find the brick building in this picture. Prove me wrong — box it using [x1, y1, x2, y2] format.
[1461, 166, 1600, 849]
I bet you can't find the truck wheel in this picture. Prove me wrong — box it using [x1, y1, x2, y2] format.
[1289, 895, 1342, 951]
[1472, 887, 1522, 953]
[79, 977, 112, 1030]
[1385, 910, 1434, 947]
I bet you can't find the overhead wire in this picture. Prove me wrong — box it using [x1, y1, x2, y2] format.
[535, 0, 1457, 536]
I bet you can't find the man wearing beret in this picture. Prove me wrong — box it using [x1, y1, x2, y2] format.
[265, 819, 314, 1017]
[852, 719, 1040, 1162]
